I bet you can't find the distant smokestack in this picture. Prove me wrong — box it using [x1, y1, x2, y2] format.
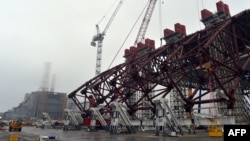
[50, 74, 56, 92]
[39, 62, 51, 92]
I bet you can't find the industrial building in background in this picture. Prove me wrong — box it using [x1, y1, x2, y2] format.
[2, 62, 68, 120]
[3, 91, 67, 120]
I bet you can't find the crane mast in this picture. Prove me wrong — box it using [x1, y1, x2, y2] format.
[91, 0, 124, 75]
[134, 0, 157, 46]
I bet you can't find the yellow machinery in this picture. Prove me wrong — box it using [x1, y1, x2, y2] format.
[207, 118, 223, 137]
[9, 134, 19, 141]
[9, 118, 23, 132]
[208, 125, 223, 137]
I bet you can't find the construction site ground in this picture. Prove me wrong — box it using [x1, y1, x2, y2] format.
[0, 126, 224, 141]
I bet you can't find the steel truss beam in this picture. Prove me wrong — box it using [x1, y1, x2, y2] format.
[68, 10, 250, 120]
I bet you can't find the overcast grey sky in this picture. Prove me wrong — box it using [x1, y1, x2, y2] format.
[0, 0, 249, 112]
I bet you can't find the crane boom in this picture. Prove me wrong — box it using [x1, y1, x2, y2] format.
[134, 0, 157, 46]
[91, 0, 124, 75]
[102, 0, 124, 35]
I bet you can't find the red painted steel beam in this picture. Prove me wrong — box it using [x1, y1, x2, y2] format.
[68, 10, 250, 118]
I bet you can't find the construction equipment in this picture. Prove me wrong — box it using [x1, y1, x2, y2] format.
[8, 118, 23, 132]
[110, 102, 136, 134]
[0, 116, 8, 131]
[154, 98, 183, 136]
[63, 109, 83, 130]
[91, 0, 124, 75]
[9, 134, 19, 141]
[89, 107, 109, 131]
[133, 0, 157, 46]
[41, 112, 64, 129]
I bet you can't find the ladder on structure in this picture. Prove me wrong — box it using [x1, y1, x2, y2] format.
[154, 98, 183, 136]
[42, 112, 53, 128]
[89, 107, 109, 130]
[110, 102, 136, 134]
[64, 109, 83, 130]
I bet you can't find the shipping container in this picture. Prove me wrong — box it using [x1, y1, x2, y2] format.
[149, 39, 155, 49]
[174, 23, 186, 35]
[224, 4, 230, 16]
[137, 42, 145, 49]
[216, 1, 224, 13]
[145, 38, 155, 49]
[130, 46, 137, 55]
[216, 1, 230, 16]
[145, 38, 151, 46]
[163, 28, 174, 37]
[201, 9, 213, 20]
[144, 38, 155, 50]
[124, 49, 130, 56]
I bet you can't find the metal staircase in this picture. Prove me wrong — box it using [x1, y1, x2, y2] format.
[242, 94, 250, 123]
[63, 109, 83, 130]
[89, 107, 109, 130]
[154, 98, 183, 136]
[110, 102, 136, 134]
[42, 112, 53, 128]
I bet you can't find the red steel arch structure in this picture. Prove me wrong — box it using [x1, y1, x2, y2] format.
[68, 9, 250, 123]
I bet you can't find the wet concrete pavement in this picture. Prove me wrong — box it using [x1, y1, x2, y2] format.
[0, 126, 223, 141]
